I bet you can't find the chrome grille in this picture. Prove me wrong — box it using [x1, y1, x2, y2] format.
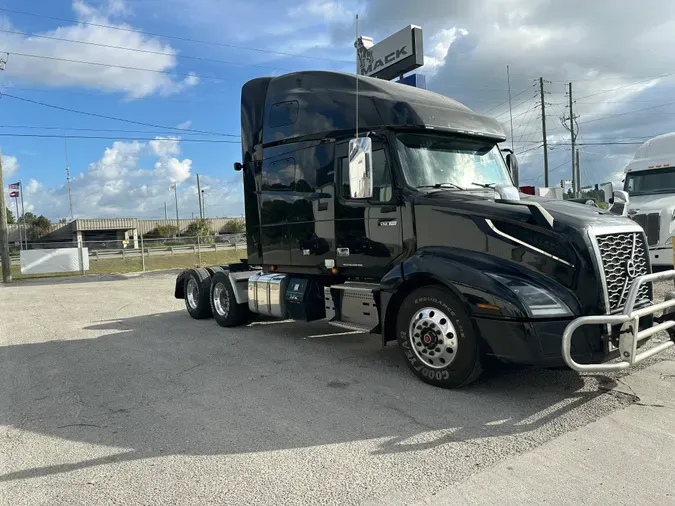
[631, 213, 660, 246]
[595, 232, 651, 312]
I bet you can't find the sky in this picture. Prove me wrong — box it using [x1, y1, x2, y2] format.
[1, 0, 675, 220]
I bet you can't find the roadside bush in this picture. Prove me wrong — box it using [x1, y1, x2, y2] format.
[186, 219, 214, 243]
[220, 219, 245, 233]
[145, 224, 179, 239]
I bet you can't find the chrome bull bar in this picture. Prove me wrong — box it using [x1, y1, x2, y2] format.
[562, 270, 675, 373]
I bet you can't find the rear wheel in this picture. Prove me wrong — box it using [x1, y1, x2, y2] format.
[209, 271, 251, 327]
[184, 268, 213, 319]
[396, 286, 482, 388]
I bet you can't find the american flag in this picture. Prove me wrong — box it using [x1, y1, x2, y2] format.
[8, 182, 20, 190]
[9, 191, 19, 198]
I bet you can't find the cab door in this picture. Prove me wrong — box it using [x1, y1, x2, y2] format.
[334, 139, 403, 277]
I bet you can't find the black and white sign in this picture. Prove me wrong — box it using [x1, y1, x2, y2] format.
[355, 25, 424, 81]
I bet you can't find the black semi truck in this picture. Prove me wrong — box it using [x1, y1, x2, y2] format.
[175, 70, 675, 388]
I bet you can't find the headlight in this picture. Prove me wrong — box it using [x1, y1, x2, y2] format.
[488, 274, 572, 317]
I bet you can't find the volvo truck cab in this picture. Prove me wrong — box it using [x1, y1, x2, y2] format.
[175, 71, 675, 388]
[621, 132, 675, 266]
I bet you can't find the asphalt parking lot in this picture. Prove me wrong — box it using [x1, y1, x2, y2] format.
[1, 272, 674, 505]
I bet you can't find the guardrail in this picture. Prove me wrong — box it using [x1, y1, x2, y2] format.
[562, 270, 675, 372]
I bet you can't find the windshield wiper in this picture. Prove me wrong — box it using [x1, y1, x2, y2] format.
[470, 182, 497, 189]
[417, 183, 465, 190]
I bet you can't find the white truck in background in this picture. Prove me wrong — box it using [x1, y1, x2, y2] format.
[618, 132, 675, 267]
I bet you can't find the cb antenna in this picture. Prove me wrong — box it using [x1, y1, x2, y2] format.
[355, 14, 359, 139]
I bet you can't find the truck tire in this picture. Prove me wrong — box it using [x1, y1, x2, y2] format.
[184, 268, 213, 319]
[396, 286, 482, 388]
[209, 271, 251, 327]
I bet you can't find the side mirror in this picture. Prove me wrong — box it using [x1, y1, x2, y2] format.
[233, 162, 243, 171]
[609, 190, 630, 216]
[348, 137, 373, 199]
[613, 190, 629, 205]
[504, 152, 519, 186]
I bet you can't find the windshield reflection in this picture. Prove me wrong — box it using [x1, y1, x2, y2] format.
[395, 133, 512, 190]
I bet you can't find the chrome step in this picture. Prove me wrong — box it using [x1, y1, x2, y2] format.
[324, 282, 379, 332]
[329, 282, 379, 293]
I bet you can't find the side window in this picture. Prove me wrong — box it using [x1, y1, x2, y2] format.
[340, 147, 393, 201]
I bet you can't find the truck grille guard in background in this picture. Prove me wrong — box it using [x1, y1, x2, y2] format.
[562, 270, 675, 373]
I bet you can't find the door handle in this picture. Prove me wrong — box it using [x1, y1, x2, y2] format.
[380, 206, 397, 213]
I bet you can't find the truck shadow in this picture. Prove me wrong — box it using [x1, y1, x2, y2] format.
[0, 311, 623, 482]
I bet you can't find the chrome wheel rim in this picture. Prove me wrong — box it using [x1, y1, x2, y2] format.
[212, 282, 230, 316]
[186, 278, 199, 309]
[408, 307, 458, 369]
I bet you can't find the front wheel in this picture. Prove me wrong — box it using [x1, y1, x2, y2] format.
[396, 286, 482, 388]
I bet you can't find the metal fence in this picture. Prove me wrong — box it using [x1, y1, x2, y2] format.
[7, 235, 247, 279]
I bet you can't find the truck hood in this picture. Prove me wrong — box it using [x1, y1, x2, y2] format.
[626, 193, 675, 213]
[413, 190, 631, 233]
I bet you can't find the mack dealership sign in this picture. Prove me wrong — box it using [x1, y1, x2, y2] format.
[355, 25, 424, 81]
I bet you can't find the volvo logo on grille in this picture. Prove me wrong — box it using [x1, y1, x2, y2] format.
[625, 259, 637, 278]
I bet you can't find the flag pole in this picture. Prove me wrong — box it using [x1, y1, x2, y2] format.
[14, 194, 21, 250]
[19, 180, 27, 249]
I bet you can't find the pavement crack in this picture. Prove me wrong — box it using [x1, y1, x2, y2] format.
[56, 423, 102, 429]
[178, 362, 205, 375]
[382, 404, 436, 431]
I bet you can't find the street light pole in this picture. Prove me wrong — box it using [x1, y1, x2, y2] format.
[173, 183, 179, 235]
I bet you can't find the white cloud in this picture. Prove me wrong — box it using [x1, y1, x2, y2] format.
[424, 28, 466, 74]
[88, 141, 145, 180]
[15, 136, 223, 219]
[154, 157, 192, 183]
[175, 120, 192, 130]
[0, 1, 199, 98]
[149, 137, 181, 158]
[1, 154, 19, 179]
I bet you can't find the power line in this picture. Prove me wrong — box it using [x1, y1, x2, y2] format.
[2, 51, 225, 81]
[0, 6, 353, 64]
[579, 100, 675, 125]
[0, 29, 298, 72]
[0, 85, 237, 107]
[0, 124, 227, 136]
[0, 133, 239, 142]
[575, 71, 675, 100]
[0, 93, 239, 137]
[481, 84, 535, 115]
[1, 51, 511, 91]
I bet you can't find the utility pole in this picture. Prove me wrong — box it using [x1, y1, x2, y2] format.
[173, 183, 179, 235]
[164, 201, 168, 220]
[64, 139, 74, 222]
[201, 190, 206, 218]
[196, 173, 203, 219]
[0, 55, 11, 282]
[507, 65, 514, 153]
[0, 152, 12, 282]
[539, 77, 549, 187]
[568, 82, 576, 196]
[576, 149, 581, 195]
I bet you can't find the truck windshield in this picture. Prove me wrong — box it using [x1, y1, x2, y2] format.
[625, 167, 675, 195]
[395, 133, 512, 190]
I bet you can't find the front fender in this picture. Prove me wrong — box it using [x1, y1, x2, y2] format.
[379, 247, 581, 343]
